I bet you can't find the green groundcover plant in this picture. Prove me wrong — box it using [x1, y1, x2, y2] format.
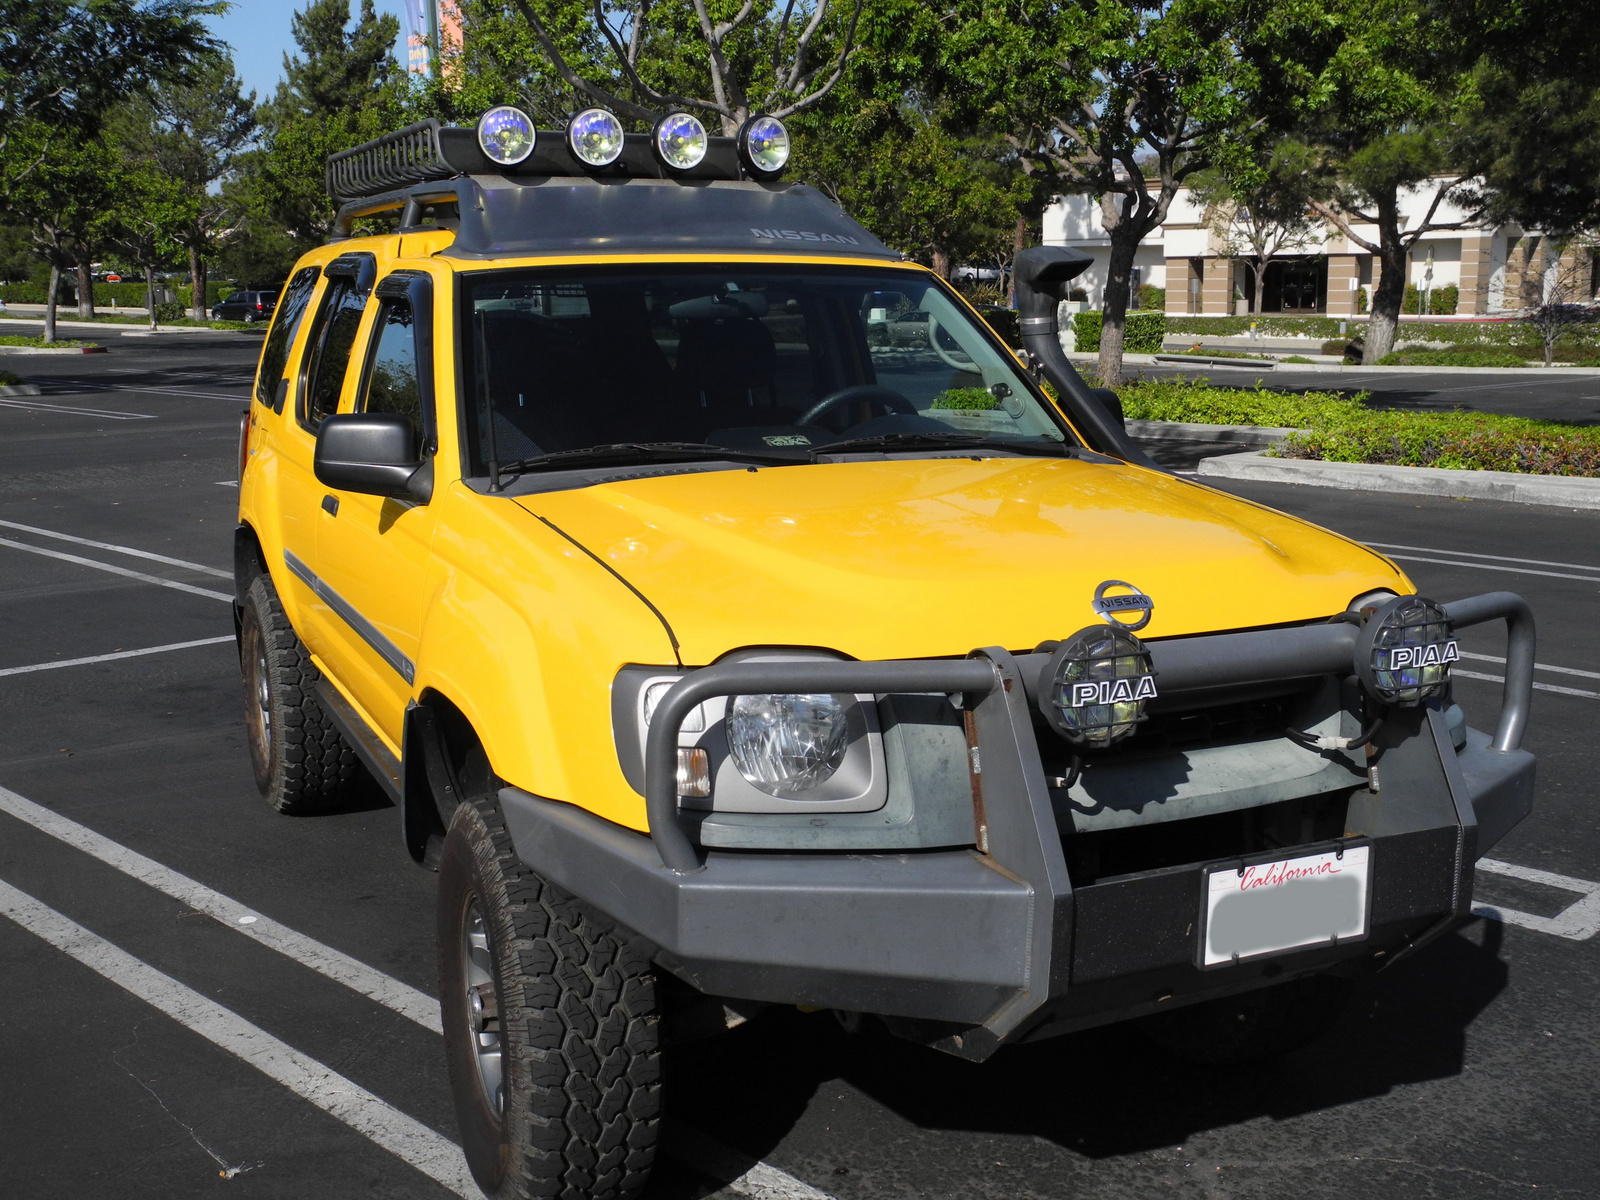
[0, 369, 24, 385]
[1116, 379, 1600, 476]
[1377, 348, 1532, 367]
[0, 335, 97, 348]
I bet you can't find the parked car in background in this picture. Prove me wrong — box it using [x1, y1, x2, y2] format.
[212, 290, 278, 323]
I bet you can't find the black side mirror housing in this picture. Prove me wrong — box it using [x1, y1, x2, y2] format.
[314, 412, 432, 503]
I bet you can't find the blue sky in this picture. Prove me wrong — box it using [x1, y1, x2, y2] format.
[205, 1, 418, 105]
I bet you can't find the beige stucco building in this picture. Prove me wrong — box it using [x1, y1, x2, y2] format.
[1042, 184, 1600, 318]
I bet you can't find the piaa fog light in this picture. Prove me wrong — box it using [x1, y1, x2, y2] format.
[568, 107, 625, 167]
[654, 112, 708, 169]
[737, 115, 790, 176]
[477, 105, 536, 165]
[1355, 594, 1458, 706]
[727, 693, 848, 795]
[1040, 625, 1156, 747]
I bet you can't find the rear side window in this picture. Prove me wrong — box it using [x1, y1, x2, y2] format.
[361, 298, 423, 453]
[301, 278, 371, 430]
[255, 267, 319, 408]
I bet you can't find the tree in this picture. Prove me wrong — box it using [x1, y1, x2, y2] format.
[0, 123, 123, 342]
[122, 53, 255, 318]
[0, 0, 219, 181]
[505, 0, 866, 134]
[1517, 237, 1600, 366]
[103, 164, 188, 330]
[1192, 146, 1317, 316]
[246, 0, 406, 252]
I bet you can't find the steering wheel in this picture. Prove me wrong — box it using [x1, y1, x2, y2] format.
[927, 313, 983, 374]
[799, 384, 918, 427]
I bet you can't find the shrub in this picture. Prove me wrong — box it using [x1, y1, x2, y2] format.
[154, 301, 186, 322]
[1136, 284, 1166, 311]
[1114, 377, 1600, 475]
[91, 282, 153, 307]
[1356, 286, 1369, 314]
[931, 387, 997, 410]
[1281, 355, 1315, 363]
[0, 369, 23, 385]
[1430, 284, 1459, 315]
[1377, 348, 1529, 367]
[0, 334, 96, 348]
[174, 282, 229, 309]
[1402, 284, 1420, 314]
[978, 307, 1021, 348]
[1072, 310, 1166, 353]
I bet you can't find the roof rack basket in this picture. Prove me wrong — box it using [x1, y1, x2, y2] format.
[327, 120, 454, 203]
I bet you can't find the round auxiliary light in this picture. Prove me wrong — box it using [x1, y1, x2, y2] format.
[1039, 624, 1157, 748]
[737, 114, 790, 177]
[726, 692, 850, 796]
[568, 107, 625, 168]
[477, 105, 536, 166]
[1355, 594, 1458, 707]
[653, 111, 708, 170]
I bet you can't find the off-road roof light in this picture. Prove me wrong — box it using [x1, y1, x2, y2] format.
[477, 105, 536, 166]
[654, 112, 709, 171]
[737, 115, 790, 178]
[568, 108, 625, 168]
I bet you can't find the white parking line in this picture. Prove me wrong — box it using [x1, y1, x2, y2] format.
[0, 636, 236, 678]
[1475, 858, 1600, 940]
[1453, 668, 1600, 701]
[1380, 553, 1600, 584]
[1459, 650, 1600, 682]
[0, 879, 484, 1199]
[0, 518, 231, 578]
[666, 1121, 836, 1199]
[0, 536, 232, 601]
[1365, 542, 1600, 574]
[0, 398, 155, 419]
[0, 785, 442, 1031]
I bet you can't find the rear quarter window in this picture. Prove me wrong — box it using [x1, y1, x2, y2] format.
[255, 267, 321, 409]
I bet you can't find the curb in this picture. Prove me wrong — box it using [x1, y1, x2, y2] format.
[1152, 353, 1279, 369]
[1197, 449, 1600, 510]
[0, 345, 107, 354]
[1125, 420, 1298, 447]
[0, 383, 41, 396]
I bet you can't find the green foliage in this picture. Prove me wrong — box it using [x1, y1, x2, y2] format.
[1073, 311, 1166, 354]
[0, 369, 22, 385]
[0, 334, 95, 347]
[1136, 285, 1166, 311]
[1377, 348, 1529, 367]
[1356, 286, 1369, 314]
[154, 301, 186, 322]
[1431, 284, 1458, 315]
[173, 284, 228, 308]
[1117, 378, 1600, 475]
[1402, 284, 1420, 315]
[931, 387, 998, 411]
[1281, 355, 1316, 363]
[977, 307, 1021, 348]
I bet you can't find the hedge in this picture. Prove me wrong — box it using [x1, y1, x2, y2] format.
[1117, 378, 1600, 476]
[1135, 284, 1166, 311]
[0, 280, 234, 307]
[1165, 313, 1600, 348]
[1376, 348, 1530, 367]
[1072, 310, 1167, 353]
[977, 306, 1021, 348]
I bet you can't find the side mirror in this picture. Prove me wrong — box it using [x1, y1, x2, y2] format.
[314, 412, 432, 503]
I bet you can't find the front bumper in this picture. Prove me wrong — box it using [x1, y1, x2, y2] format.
[500, 592, 1535, 1061]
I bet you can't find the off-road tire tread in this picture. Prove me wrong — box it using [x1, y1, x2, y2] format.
[242, 573, 361, 813]
[448, 795, 660, 1200]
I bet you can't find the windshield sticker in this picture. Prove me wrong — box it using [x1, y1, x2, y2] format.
[762, 434, 812, 446]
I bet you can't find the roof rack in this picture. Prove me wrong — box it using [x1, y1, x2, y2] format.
[327, 121, 756, 205]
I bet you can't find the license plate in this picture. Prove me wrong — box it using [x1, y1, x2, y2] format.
[1199, 844, 1371, 968]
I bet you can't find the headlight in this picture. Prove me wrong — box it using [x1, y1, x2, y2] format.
[1355, 594, 1458, 706]
[568, 107, 625, 167]
[477, 105, 536, 165]
[1039, 624, 1156, 747]
[653, 111, 708, 170]
[726, 693, 849, 795]
[737, 115, 790, 177]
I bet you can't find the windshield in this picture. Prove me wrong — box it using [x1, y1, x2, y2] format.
[459, 265, 1073, 478]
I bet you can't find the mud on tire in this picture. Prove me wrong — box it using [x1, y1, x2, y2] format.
[438, 794, 661, 1200]
[237, 572, 362, 813]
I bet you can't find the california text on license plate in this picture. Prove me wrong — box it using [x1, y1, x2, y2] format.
[1199, 844, 1371, 968]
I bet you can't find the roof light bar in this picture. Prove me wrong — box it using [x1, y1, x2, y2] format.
[477, 106, 536, 166]
[737, 115, 790, 179]
[568, 108, 625, 168]
[653, 112, 709, 171]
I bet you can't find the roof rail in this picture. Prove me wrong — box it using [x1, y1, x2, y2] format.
[327, 120, 453, 203]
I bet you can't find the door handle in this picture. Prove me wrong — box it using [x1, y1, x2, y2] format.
[321, 495, 339, 517]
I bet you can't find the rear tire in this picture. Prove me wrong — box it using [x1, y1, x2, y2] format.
[238, 572, 362, 813]
[438, 794, 661, 1200]
[1139, 974, 1352, 1065]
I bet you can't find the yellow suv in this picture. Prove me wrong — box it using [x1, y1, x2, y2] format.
[234, 109, 1538, 1200]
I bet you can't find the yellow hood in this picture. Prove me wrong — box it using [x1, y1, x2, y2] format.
[520, 457, 1411, 665]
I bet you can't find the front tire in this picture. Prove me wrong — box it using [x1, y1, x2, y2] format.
[438, 795, 661, 1199]
[237, 573, 362, 812]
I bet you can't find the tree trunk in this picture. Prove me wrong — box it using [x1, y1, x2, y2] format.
[189, 246, 206, 321]
[1251, 256, 1265, 315]
[76, 260, 94, 319]
[930, 246, 950, 280]
[145, 264, 157, 331]
[1096, 231, 1140, 387]
[44, 264, 60, 344]
[1361, 192, 1406, 363]
[1008, 215, 1027, 307]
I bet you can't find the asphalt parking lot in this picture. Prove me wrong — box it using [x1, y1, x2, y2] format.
[1, 335, 1597, 1199]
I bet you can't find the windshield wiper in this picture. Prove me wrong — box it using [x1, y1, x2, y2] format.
[497, 441, 803, 476]
[807, 432, 1072, 459]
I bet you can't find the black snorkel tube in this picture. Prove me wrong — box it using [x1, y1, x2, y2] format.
[1013, 245, 1162, 470]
